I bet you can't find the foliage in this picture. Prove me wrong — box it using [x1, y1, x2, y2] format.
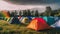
[19, 11, 22, 16]
[27, 10, 31, 16]
[35, 10, 39, 17]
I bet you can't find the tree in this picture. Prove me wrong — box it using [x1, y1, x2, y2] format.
[10, 12, 15, 17]
[45, 6, 52, 16]
[19, 11, 22, 16]
[39, 13, 42, 16]
[57, 9, 60, 16]
[23, 10, 27, 16]
[14, 10, 18, 16]
[7, 11, 11, 17]
[31, 10, 34, 16]
[27, 10, 31, 16]
[35, 10, 39, 17]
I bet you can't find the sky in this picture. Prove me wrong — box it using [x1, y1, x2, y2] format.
[4, 0, 60, 5]
[0, 0, 60, 11]
[0, 0, 46, 10]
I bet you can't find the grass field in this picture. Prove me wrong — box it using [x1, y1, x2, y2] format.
[0, 20, 60, 34]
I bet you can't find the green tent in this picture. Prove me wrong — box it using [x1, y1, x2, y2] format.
[47, 16, 55, 26]
[42, 16, 48, 22]
[40, 16, 48, 22]
[4, 17, 11, 22]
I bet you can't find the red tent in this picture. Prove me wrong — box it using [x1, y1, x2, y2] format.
[27, 18, 51, 31]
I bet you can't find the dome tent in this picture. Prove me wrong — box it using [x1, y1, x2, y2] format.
[47, 16, 55, 26]
[19, 17, 24, 22]
[9, 17, 20, 24]
[9, 17, 14, 23]
[18, 16, 21, 19]
[51, 20, 60, 28]
[54, 16, 60, 22]
[27, 16, 32, 21]
[19, 17, 32, 24]
[51, 17, 60, 28]
[31, 17, 35, 19]
[5, 17, 12, 22]
[21, 17, 30, 24]
[41, 16, 48, 22]
[27, 18, 50, 31]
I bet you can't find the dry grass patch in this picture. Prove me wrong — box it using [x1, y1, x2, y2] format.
[0, 20, 60, 34]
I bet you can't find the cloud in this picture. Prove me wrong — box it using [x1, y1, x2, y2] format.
[4, 0, 60, 5]
[0, 0, 46, 10]
[0, 0, 60, 10]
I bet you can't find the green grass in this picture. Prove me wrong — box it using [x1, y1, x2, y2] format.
[0, 20, 60, 34]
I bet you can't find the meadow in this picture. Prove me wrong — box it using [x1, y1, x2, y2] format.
[0, 20, 60, 34]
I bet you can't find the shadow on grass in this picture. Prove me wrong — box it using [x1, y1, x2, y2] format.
[38, 28, 60, 34]
[0, 27, 3, 31]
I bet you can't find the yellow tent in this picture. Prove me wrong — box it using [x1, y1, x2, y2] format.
[21, 17, 30, 24]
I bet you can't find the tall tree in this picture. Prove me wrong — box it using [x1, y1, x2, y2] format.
[27, 10, 31, 16]
[35, 10, 39, 17]
[10, 12, 15, 17]
[19, 11, 22, 16]
[14, 10, 18, 16]
[45, 6, 52, 16]
[31, 10, 34, 16]
[23, 10, 27, 16]
[7, 11, 11, 17]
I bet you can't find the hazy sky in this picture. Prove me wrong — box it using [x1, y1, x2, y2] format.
[4, 0, 60, 5]
[0, 0, 60, 11]
[0, 0, 46, 10]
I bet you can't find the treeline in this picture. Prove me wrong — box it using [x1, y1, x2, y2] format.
[0, 6, 60, 17]
[7, 10, 39, 17]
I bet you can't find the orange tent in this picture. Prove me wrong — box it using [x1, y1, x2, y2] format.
[27, 18, 51, 31]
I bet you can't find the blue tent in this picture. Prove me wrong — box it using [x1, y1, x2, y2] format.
[47, 16, 55, 26]
[9, 17, 20, 24]
[27, 16, 32, 21]
[31, 17, 35, 19]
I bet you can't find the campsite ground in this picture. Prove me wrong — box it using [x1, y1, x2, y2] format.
[0, 20, 60, 34]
